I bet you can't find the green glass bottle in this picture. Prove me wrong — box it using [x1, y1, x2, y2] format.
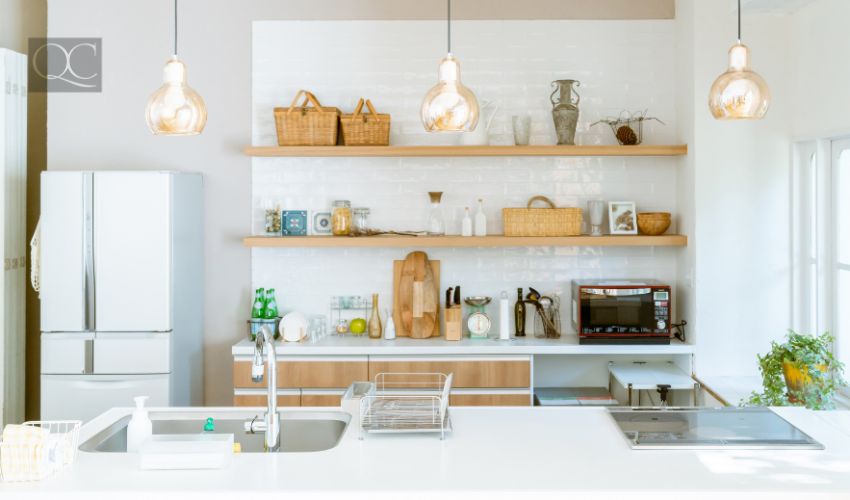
[264, 288, 279, 319]
[251, 288, 265, 318]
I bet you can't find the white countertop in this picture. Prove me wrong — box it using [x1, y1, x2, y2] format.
[4, 406, 850, 499]
[231, 334, 695, 357]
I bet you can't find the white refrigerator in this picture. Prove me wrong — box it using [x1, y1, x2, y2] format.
[39, 171, 203, 422]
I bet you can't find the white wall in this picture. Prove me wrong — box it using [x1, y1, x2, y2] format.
[676, 1, 793, 378]
[251, 20, 682, 333]
[789, 0, 850, 139]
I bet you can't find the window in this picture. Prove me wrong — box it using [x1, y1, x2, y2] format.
[793, 138, 850, 369]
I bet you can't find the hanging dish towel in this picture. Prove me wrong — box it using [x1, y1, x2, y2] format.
[29, 219, 40, 297]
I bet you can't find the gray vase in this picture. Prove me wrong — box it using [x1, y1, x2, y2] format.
[550, 80, 580, 145]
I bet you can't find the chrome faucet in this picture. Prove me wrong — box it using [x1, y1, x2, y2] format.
[244, 326, 280, 452]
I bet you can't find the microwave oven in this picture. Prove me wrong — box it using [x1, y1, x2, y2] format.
[571, 279, 671, 345]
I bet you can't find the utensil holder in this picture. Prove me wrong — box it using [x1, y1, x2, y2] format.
[444, 307, 463, 341]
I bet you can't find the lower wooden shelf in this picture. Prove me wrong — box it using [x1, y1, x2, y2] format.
[243, 234, 687, 248]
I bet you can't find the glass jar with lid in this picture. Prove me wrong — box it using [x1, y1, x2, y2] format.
[352, 207, 370, 235]
[332, 200, 352, 236]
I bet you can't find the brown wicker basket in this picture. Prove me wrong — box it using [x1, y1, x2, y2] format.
[274, 90, 340, 146]
[503, 196, 582, 237]
[340, 98, 390, 146]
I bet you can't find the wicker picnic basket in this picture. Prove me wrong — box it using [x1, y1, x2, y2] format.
[274, 90, 340, 146]
[502, 196, 582, 237]
[340, 98, 390, 146]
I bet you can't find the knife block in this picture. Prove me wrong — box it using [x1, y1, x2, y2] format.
[444, 307, 463, 341]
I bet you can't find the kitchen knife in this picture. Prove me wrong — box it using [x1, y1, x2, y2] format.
[446, 287, 453, 309]
[453, 286, 461, 306]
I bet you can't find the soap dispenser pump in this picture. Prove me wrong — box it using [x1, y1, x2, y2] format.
[126, 395, 152, 452]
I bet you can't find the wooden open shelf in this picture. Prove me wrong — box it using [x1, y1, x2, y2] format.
[243, 234, 688, 249]
[244, 144, 688, 158]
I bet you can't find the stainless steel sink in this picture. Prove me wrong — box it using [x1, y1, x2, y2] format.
[79, 410, 350, 453]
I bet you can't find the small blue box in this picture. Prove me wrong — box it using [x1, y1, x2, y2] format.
[281, 210, 308, 236]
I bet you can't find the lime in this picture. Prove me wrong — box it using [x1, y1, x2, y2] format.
[349, 318, 367, 335]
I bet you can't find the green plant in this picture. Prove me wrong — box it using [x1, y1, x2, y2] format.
[743, 331, 845, 410]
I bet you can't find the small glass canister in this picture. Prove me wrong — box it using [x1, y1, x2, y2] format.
[352, 207, 370, 235]
[263, 199, 282, 235]
[332, 200, 352, 236]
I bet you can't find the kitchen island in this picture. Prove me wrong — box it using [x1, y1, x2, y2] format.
[3, 406, 850, 499]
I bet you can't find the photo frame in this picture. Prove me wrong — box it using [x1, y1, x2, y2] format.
[608, 201, 637, 235]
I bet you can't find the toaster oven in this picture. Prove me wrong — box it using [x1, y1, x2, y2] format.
[571, 280, 671, 345]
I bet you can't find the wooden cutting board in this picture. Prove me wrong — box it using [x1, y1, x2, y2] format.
[393, 251, 440, 338]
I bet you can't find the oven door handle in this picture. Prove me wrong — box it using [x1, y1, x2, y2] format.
[584, 288, 652, 297]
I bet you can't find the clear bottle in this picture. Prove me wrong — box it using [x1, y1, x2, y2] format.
[352, 207, 370, 235]
[251, 288, 266, 318]
[332, 200, 352, 236]
[427, 192, 445, 236]
[263, 288, 279, 319]
[474, 198, 487, 236]
[461, 207, 473, 237]
[368, 293, 383, 339]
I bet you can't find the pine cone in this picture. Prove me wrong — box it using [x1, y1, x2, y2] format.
[616, 125, 638, 145]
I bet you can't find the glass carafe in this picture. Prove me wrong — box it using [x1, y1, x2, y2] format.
[427, 191, 445, 236]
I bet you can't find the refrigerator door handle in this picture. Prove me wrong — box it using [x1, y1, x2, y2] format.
[84, 339, 94, 374]
[83, 173, 95, 331]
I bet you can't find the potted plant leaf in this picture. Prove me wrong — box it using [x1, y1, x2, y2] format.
[744, 331, 846, 410]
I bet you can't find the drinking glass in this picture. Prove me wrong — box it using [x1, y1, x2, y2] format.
[307, 315, 327, 343]
[587, 200, 605, 236]
[512, 115, 531, 146]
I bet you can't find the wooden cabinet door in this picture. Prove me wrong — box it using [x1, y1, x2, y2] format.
[233, 390, 301, 407]
[301, 390, 345, 407]
[368, 356, 531, 388]
[450, 391, 531, 406]
[233, 356, 368, 389]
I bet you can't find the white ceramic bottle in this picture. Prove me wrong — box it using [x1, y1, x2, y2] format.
[499, 291, 510, 340]
[126, 396, 152, 452]
[474, 199, 487, 236]
[461, 207, 473, 237]
[384, 309, 396, 340]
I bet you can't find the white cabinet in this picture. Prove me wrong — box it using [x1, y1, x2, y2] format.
[41, 374, 168, 422]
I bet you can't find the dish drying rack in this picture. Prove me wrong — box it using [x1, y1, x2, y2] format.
[359, 372, 453, 440]
[0, 420, 82, 482]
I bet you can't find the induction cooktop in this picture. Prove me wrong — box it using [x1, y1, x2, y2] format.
[608, 407, 824, 450]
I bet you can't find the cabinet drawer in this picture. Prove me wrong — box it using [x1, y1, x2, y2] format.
[233, 392, 301, 407]
[368, 357, 531, 388]
[233, 357, 368, 389]
[301, 390, 344, 407]
[450, 391, 531, 407]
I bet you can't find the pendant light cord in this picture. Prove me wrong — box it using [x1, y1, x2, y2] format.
[174, 0, 178, 55]
[737, 0, 741, 43]
[447, 0, 452, 54]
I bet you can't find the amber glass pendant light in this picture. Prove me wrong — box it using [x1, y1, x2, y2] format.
[708, 0, 770, 120]
[146, 0, 207, 135]
[420, 0, 479, 132]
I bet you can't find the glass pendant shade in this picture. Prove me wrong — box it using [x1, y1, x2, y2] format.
[146, 55, 207, 135]
[420, 54, 479, 132]
[708, 43, 770, 120]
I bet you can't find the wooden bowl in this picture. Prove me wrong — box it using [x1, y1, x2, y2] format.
[637, 212, 671, 236]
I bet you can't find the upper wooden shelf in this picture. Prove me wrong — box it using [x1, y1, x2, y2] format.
[243, 234, 687, 249]
[244, 144, 688, 158]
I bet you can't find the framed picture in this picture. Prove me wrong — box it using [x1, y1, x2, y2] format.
[608, 201, 637, 235]
[311, 211, 332, 236]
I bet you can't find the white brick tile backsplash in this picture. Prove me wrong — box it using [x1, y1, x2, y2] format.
[251, 20, 682, 331]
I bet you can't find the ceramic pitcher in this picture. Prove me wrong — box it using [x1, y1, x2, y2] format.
[460, 100, 499, 145]
[550, 80, 580, 145]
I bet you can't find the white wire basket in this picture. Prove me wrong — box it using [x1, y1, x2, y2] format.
[359, 372, 453, 440]
[0, 420, 82, 482]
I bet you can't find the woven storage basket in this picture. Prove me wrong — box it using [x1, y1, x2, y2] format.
[503, 196, 582, 237]
[274, 90, 340, 146]
[340, 98, 390, 146]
